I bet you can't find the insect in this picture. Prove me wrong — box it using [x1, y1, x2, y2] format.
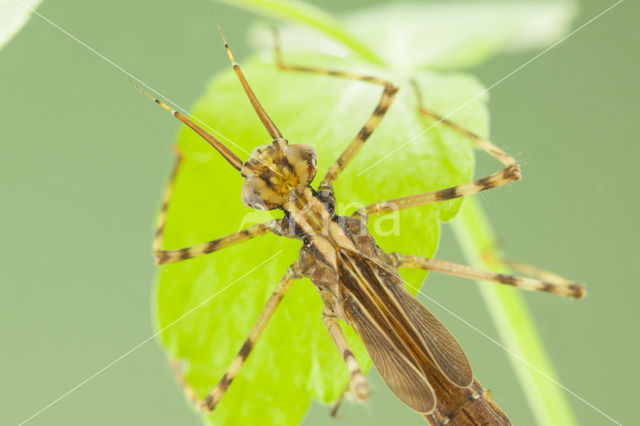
[141, 24, 585, 425]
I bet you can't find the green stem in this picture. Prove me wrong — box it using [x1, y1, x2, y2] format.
[452, 197, 576, 425]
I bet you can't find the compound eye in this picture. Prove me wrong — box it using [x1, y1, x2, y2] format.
[241, 175, 281, 210]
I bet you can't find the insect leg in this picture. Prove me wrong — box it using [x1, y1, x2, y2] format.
[481, 252, 578, 285]
[322, 313, 371, 401]
[356, 81, 522, 217]
[216, 22, 283, 139]
[390, 253, 585, 299]
[360, 165, 520, 216]
[153, 154, 280, 265]
[170, 359, 203, 407]
[272, 29, 398, 187]
[197, 265, 301, 412]
[133, 84, 243, 170]
[412, 79, 518, 168]
[329, 384, 349, 418]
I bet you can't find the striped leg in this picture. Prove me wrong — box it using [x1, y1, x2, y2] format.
[322, 313, 371, 401]
[171, 359, 202, 407]
[481, 252, 576, 285]
[390, 253, 585, 299]
[412, 79, 517, 168]
[195, 265, 301, 412]
[359, 165, 519, 216]
[217, 22, 283, 140]
[273, 29, 398, 187]
[153, 155, 278, 265]
[355, 81, 522, 218]
[134, 85, 244, 170]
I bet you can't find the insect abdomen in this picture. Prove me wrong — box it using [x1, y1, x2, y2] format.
[425, 378, 511, 426]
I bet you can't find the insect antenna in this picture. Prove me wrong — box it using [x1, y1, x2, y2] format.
[131, 80, 244, 171]
[213, 18, 284, 142]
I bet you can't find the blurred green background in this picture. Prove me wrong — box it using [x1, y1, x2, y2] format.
[1, 0, 637, 425]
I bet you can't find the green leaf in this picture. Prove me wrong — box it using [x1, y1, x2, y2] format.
[245, 1, 577, 71]
[155, 53, 487, 426]
[213, 0, 383, 65]
[155, 1, 580, 425]
[344, 1, 577, 70]
[0, 0, 44, 50]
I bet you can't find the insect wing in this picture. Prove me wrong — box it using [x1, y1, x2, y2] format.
[346, 294, 437, 414]
[345, 253, 474, 388]
[386, 275, 474, 388]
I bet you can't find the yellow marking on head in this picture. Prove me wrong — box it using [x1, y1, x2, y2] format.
[241, 142, 318, 210]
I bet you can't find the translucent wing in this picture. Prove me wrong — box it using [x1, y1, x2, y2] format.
[339, 252, 473, 389]
[345, 292, 437, 414]
[386, 272, 474, 388]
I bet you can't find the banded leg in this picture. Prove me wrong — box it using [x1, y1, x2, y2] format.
[273, 29, 399, 187]
[155, 221, 278, 265]
[133, 85, 243, 170]
[412, 79, 517, 168]
[171, 359, 202, 407]
[355, 81, 522, 218]
[390, 253, 585, 299]
[481, 252, 575, 285]
[323, 313, 371, 401]
[194, 265, 301, 412]
[153, 155, 279, 265]
[152, 152, 183, 256]
[217, 22, 283, 139]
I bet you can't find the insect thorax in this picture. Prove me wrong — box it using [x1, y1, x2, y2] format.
[240, 139, 318, 210]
